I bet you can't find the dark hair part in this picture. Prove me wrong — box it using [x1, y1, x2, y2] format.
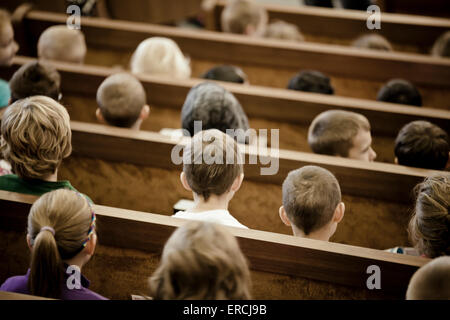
[9, 61, 61, 103]
[376, 79, 422, 106]
[395, 121, 449, 170]
[282, 166, 341, 235]
[202, 65, 247, 84]
[287, 70, 334, 95]
[408, 173, 450, 258]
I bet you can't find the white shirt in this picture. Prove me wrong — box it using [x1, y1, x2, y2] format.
[172, 209, 248, 229]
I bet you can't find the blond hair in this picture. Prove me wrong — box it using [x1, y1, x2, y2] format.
[406, 256, 450, 300]
[265, 20, 304, 41]
[431, 31, 450, 58]
[0, 96, 72, 179]
[221, 0, 268, 35]
[130, 37, 191, 79]
[183, 129, 243, 201]
[28, 189, 95, 298]
[149, 221, 251, 299]
[408, 173, 450, 258]
[37, 25, 87, 63]
[97, 73, 147, 128]
[352, 34, 393, 51]
[308, 110, 371, 157]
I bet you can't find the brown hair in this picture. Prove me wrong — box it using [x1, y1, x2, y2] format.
[308, 110, 371, 157]
[282, 165, 341, 235]
[0, 96, 72, 179]
[408, 173, 450, 258]
[96, 73, 147, 128]
[183, 129, 243, 201]
[149, 221, 251, 299]
[27, 189, 95, 298]
[352, 34, 393, 51]
[221, 0, 267, 35]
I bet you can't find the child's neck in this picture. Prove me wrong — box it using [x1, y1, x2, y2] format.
[189, 193, 230, 213]
[42, 170, 58, 182]
[293, 225, 331, 242]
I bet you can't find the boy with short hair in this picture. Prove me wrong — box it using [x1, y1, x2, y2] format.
[0, 95, 82, 196]
[376, 79, 422, 106]
[265, 20, 304, 42]
[96, 73, 150, 129]
[287, 70, 334, 94]
[394, 121, 449, 170]
[202, 65, 248, 84]
[221, 0, 268, 37]
[9, 60, 61, 103]
[352, 34, 393, 51]
[279, 165, 345, 241]
[0, 9, 19, 67]
[37, 25, 87, 63]
[173, 129, 248, 229]
[308, 110, 377, 161]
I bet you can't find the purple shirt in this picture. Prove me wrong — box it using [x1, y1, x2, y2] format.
[0, 267, 108, 300]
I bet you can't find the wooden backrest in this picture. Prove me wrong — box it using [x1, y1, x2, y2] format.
[0, 190, 429, 299]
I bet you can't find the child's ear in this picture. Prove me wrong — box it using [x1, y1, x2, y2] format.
[95, 108, 105, 124]
[279, 206, 291, 227]
[180, 172, 192, 192]
[245, 24, 255, 36]
[333, 202, 345, 223]
[84, 233, 97, 256]
[26, 234, 32, 251]
[230, 173, 244, 192]
[140, 104, 150, 120]
[394, 157, 398, 164]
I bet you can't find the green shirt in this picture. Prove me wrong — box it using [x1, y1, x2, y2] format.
[0, 174, 91, 202]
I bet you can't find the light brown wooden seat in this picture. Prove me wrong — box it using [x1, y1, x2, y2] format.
[0, 190, 429, 299]
[0, 290, 54, 300]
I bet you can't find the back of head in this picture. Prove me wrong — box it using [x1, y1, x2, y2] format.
[27, 189, 95, 298]
[130, 37, 191, 79]
[149, 221, 251, 299]
[0, 96, 72, 179]
[431, 31, 450, 58]
[304, 0, 333, 7]
[408, 173, 450, 258]
[282, 166, 341, 235]
[287, 70, 334, 94]
[37, 25, 86, 64]
[221, 0, 268, 36]
[181, 82, 250, 144]
[9, 61, 61, 103]
[265, 20, 304, 42]
[340, 0, 372, 10]
[352, 34, 393, 51]
[96, 73, 146, 128]
[308, 110, 370, 157]
[377, 79, 422, 106]
[395, 121, 449, 170]
[406, 256, 450, 300]
[183, 129, 243, 201]
[0, 9, 17, 67]
[202, 65, 248, 84]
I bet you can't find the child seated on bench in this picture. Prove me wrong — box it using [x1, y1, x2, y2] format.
[394, 121, 449, 170]
[173, 129, 248, 229]
[130, 37, 191, 79]
[202, 65, 249, 84]
[0, 96, 82, 195]
[376, 79, 422, 106]
[221, 0, 268, 37]
[0, 189, 107, 300]
[279, 165, 345, 241]
[352, 34, 393, 51]
[431, 31, 450, 58]
[265, 20, 304, 42]
[308, 110, 377, 161]
[406, 256, 450, 300]
[287, 70, 334, 94]
[96, 73, 150, 129]
[38, 25, 87, 64]
[149, 221, 251, 299]
[9, 60, 61, 103]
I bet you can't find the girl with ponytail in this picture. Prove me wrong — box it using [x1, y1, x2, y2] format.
[1, 189, 106, 299]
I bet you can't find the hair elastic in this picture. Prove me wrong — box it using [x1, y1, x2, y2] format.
[40, 226, 55, 236]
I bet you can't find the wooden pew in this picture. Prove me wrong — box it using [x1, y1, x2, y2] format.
[13, 10, 450, 109]
[1, 56, 448, 164]
[0, 190, 429, 299]
[206, 1, 450, 52]
[0, 291, 54, 300]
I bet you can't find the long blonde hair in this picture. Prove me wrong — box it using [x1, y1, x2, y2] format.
[27, 189, 95, 298]
[149, 221, 251, 299]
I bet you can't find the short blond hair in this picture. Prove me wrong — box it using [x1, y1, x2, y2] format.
[149, 221, 251, 299]
[183, 129, 243, 201]
[431, 31, 450, 58]
[130, 37, 191, 79]
[97, 73, 147, 128]
[221, 0, 268, 35]
[37, 25, 87, 63]
[352, 34, 393, 51]
[308, 110, 370, 157]
[406, 256, 450, 300]
[0, 96, 72, 179]
[265, 20, 304, 41]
